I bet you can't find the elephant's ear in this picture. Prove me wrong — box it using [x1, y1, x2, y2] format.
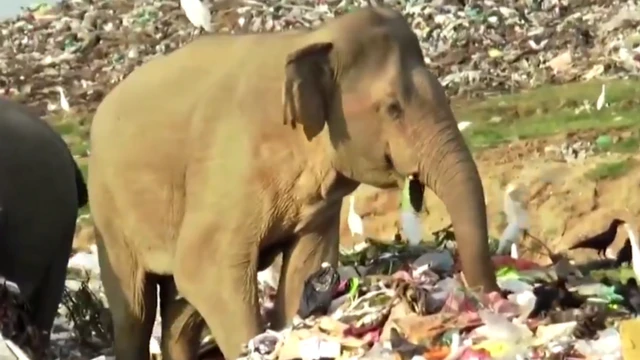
[282, 42, 335, 140]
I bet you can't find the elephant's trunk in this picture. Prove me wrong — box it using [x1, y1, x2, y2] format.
[418, 125, 498, 292]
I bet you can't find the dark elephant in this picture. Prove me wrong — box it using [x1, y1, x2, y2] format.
[0, 97, 88, 346]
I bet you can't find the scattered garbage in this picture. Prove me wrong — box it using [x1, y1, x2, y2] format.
[235, 227, 640, 360]
[2, 221, 640, 360]
[2, 0, 640, 359]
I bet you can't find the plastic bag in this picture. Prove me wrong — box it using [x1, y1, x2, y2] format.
[297, 263, 340, 319]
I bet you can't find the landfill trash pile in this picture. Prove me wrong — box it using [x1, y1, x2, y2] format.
[1, 0, 640, 118]
[0, 246, 112, 360]
[239, 234, 640, 360]
[3, 235, 640, 360]
[2, 0, 640, 359]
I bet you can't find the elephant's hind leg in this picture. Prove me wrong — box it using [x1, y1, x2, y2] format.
[95, 227, 157, 360]
[28, 225, 75, 347]
[157, 276, 203, 360]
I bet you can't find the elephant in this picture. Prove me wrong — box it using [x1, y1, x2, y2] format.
[88, 6, 498, 360]
[0, 97, 88, 348]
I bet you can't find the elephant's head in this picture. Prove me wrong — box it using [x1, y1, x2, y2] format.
[282, 7, 498, 291]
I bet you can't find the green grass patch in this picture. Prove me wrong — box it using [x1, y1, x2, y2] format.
[605, 130, 640, 154]
[453, 79, 640, 150]
[585, 158, 636, 181]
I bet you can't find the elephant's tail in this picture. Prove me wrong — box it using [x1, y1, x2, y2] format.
[74, 161, 89, 208]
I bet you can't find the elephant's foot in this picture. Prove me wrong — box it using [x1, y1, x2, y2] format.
[158, 277, 203, 360]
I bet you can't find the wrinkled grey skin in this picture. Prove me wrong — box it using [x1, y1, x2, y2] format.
[0, 98, 88, 346]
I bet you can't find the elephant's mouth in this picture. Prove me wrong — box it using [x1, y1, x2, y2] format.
[384, 151, 425, 211]
[408, 176, 425, 212]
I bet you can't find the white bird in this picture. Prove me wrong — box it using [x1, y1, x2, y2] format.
[596, 84, 606, 111]
[457, 121, 472, 131]
[56, 86, 70, 112]
[347, 196, 364, 238]
[623, 223, 640, 279]
[180, 0, 212, 32]
[497, 183, 529, 255]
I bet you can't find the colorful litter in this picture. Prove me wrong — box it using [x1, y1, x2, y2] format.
[233, 233, 640, 360]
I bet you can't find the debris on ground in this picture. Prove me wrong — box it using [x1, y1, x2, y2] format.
[5, 219, 639, 359]
[240, 236, 639, 360]
[1, 0, 640, 359]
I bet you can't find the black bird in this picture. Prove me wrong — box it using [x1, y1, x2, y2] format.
[568, 218, 625, 258]
[615, 238, 632, 267]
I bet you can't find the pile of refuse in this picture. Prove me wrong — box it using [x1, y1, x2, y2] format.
[2, 226, 640, 359]
[1, 0, 640, 118]
[242, 237, 638, 360]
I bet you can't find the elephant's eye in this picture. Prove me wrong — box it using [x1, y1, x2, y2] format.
[385, 101, 403, 120]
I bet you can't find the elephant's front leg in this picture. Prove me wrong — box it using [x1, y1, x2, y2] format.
[272, 211, 340, 328]
[174, 220, 262, 360]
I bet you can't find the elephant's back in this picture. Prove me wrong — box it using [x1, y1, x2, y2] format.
[0, 98, 77, 188]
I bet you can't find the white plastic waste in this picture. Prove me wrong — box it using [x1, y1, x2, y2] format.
[475, 309, 533, 342]
[533, 322, 578, 346]
[298, 336, 341, 360]
[507, 290, 537, 321]
[573, 328, 621, 359]
[498, 277, 534, 294]
[67, 244, 100, 275]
